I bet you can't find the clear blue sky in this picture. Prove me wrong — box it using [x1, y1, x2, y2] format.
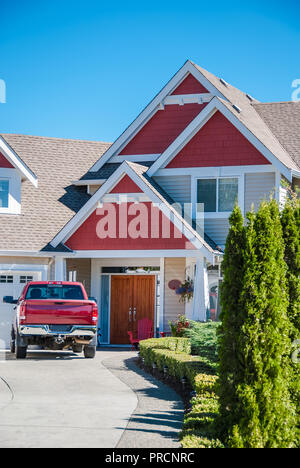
[0, 0, 299, 142]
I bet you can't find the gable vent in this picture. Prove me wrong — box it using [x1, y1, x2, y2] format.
[232, 104, 242, 113]
[246, 93, 254, 102]
[220, 78, 229, 87]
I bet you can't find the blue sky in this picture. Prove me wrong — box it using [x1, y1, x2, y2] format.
[0, 0, 299, 142]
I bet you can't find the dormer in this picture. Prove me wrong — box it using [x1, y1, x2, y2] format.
[0, 136, 38, 215]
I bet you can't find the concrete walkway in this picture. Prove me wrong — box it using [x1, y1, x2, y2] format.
[0, 349, 183, 448]
[103, 352, 184, 448]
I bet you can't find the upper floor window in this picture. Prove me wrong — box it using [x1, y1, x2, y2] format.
[0, 179, 9, 208]
[197, 177, 238, 213]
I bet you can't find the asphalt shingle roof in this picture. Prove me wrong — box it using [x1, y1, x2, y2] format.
[192, 62, 300, 172]
[253, 102, 300, 169]
[0, 134, 111, 251]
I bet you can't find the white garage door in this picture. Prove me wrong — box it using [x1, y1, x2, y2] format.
[0, 270, 41, 349]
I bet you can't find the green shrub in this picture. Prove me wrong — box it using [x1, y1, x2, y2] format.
[181, 393, 224, 448]
[140, 337, 191, 355]
[140, 337, 222, 448]
[184, 321, 219, 367]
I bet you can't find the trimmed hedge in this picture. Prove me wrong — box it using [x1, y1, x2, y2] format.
[139, 337, 223, 448]
[140, 338, 214, 388]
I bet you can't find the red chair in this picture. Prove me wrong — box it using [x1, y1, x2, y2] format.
[128, 318, 153, 351]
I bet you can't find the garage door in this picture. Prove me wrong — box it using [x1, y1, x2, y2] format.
[0, 270, 41, 349]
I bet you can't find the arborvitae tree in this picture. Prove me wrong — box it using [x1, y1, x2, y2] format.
[229, 200, 296, 447]
[217, 205, 246, 436]
[281, 199, 300, 445]
[281, 200, 300, 334]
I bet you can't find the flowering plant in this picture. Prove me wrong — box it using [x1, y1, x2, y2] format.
[175, 278, 194, 303]
[169, 315, 190, 337]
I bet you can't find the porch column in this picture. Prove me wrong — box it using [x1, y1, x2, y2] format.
[54, 256, 65, 281]
[159, 257, 165, 333]
[192, 257, 209, 322]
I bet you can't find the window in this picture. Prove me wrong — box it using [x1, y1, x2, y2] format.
[20, 275, 33, 284]
[0, 275, 13, 283]
[25, 284, 84, 300]
[0, 180, 9, 208]
[197, 178, 238, 213]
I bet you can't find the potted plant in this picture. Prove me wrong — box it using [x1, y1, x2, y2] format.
[175, 278, 194, 303]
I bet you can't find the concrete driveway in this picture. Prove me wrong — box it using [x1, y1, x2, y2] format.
[0, 349, 137, 448]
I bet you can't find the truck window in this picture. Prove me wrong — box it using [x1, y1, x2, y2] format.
[25, 285, 84, 300]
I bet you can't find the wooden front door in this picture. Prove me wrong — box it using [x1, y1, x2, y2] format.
[110, 275, 155, 344]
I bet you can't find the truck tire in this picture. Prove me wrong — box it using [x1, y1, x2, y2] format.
[84, 345, 96, 359]
[72, 344, 83, 353]
[10, 328, 16, 354]
[16, 343, 27, 359]
[10, 339, 16, 354]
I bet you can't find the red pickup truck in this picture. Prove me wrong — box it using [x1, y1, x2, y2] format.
[6, 281, 98, 359]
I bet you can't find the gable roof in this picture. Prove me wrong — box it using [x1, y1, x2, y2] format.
[0, 134, 111, 251]
[147, 97, 296, 180]
[0, 135, 38, 186]
[86, 60, 300, 180]
[50, 160, 221, 262]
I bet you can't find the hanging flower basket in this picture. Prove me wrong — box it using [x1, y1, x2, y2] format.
[175, 279, 194, 303]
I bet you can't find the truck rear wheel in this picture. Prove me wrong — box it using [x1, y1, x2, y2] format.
[10, 327, 16, 354]
[16, 344, 27, 359]
[10, 339, 16, 354]
[84, 345, 96, 359]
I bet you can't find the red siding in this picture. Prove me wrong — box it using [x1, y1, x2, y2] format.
[0, 152, 14, 168]
[110, 175, 143, 193]
[65, 202, 196, 251]
[171, 74, 209, 95]
[119, 104, 206, 155]
[167, 111, 271, 168]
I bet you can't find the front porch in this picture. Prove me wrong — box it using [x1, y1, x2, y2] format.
[52, 253, 221, 346]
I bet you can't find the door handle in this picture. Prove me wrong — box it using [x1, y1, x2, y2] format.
[133, 308, 136, 322]
[129, 307, 132, 322]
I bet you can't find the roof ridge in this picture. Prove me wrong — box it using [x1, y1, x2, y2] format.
[0, 133, 112, 145]
[253, 101, 300, 105]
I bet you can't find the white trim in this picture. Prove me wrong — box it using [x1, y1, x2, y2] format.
[155, 164, 276, 177]
[159, 258, 165, 332]
[194, 175, 240, 216]
[50, 161, 216, 262]
[147, 97, 293, 181]
[163, 93, 212, 105]
[0, 169, 22, 214]
[54, 257, 65, 281]
[72, 179, 106, 186]
[100, 193, 151, 204]
[89, 61, 226, 172]
[148, 101, 218, 176]
[109, 154, 160, 163]
[0, 136, 38, 187]
[64, 249, 204, 259]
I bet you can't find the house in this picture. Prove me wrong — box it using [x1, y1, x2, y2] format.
[0, 60, 299, 347]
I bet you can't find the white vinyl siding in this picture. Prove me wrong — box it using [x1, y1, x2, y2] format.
[244, 172, 276, 213]
[154, 175, 191, 205]
[163, 258, 185, 331]
[204, 218, 230, 248]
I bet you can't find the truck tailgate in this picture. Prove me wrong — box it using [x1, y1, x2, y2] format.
[23, 300, 94, 325]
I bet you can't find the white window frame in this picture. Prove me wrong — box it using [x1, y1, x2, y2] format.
[0, 168, 21, 214]
[192, 174, 243, 219]
[0, 178, 10, 210]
